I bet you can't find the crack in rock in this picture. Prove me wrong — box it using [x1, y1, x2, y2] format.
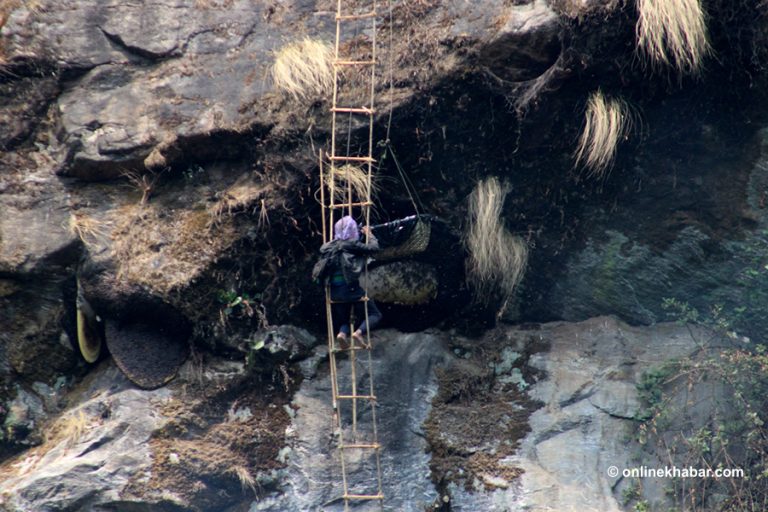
[99, 27, 180, 62]
[588, 398, 638, 421]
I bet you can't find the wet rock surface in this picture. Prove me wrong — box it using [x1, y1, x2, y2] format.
[544, 112, 768, 340]
[255, 329, 451, 511]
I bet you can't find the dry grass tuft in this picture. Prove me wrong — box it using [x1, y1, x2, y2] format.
[110, 202, 236, 293]
[69, 212, 112, 249]
[465, 177, 528, 299]
[636, 0, 710, 75]
[53, 410, 89, 447]
[229, 464, 257, 494]
[271, 38, 334, 102]
[574, 90, 634, 177]
[326, 164, 375, 204]
[121, 168, 164, 205]
[209, 177, 266, 225]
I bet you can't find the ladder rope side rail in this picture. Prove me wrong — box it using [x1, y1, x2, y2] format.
[320, 0, 384, 508]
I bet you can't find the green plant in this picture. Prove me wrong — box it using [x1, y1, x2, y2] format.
[635, 299, 768, 511]
[634, 500, 650, 512]
[244, 336, 266, 371]
[622, 480, 642, 505]
[636, 360, 680, 423]
[217, 290, 260, 319]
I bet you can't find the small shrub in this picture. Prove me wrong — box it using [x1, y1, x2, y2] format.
[574, 90, 634, 177]
[636, 0, 710, 75]
[636, 300, 768, 510]
[271, 38, 334, 102]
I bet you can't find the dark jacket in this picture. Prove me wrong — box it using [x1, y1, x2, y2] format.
[312, 234, 379, 300]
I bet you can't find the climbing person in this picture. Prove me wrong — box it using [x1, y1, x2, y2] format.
[312, 215, 383, 348]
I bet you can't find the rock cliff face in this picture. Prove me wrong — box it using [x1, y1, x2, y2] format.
[2, 0, 768, 510]
[0, 320, 725, 511]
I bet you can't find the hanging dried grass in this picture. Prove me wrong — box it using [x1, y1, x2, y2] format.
[636, 0, 710, 75]
[326, 164, 376, 203]
[271, 38, 334, 102]
[574, 90, 634, 178]
[465, 177, 528, 300]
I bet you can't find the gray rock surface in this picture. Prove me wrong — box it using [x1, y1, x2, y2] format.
[1, 0, 561, 180]
[0, 355, 290, 512]
[0, 320, 740, 511]
[257, 329, 452, 511]
[0, 363, 171, 511]
[0, 165, 76, 274]
[448, 317, 713, 512]
[538, 96, 768, 343]
[2, 0, 767, 510]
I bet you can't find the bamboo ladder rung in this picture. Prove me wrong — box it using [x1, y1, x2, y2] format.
[328, 201, 374, 209]
[334, 60, 376, 66]
[336, 394, 377, 401]
[343, 493, 385, 501]
[332, 345, 371, 353]
[329, 155, 375, 163]
[340, 443, 381, 450]
[329, 296, 370, 304]
[331, 107, 376, 115]
[336, 12, 377, 20]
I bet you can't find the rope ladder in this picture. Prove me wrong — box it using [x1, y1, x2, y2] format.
[319, 0, 385, 509]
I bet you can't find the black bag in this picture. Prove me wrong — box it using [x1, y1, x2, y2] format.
[312, 255, 330, 283]
[340, 251, 364, 284]
[312, 240, 368, 285]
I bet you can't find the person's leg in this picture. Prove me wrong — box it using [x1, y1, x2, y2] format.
[331, 302, 352, 339]
[352, 299, 382, 344]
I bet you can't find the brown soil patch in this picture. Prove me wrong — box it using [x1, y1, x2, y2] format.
[424, 329, 545, 495]
[125, 365, 299, 511]
[110, 202, 238, 295]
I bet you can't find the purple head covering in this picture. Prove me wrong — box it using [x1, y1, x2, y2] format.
[334, 215, 359, 241]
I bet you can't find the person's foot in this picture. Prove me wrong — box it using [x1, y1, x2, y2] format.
[352, 330, 370, 349]
[335, 332, 348, 350]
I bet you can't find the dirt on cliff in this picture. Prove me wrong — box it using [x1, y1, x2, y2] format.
[123, 358, 301, 511]
[424, 326, 547, 499]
